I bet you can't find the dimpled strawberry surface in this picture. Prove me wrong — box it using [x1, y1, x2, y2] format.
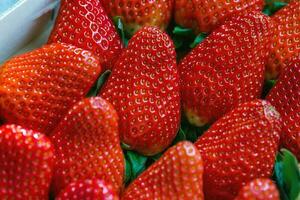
[51, 97, 124, 195]
[174, 0, 265, 33]
[267, 57, 300, 159]
[0, 43, 101, 135]
[48, 0, 123, 70]
[0, 124, 54, 199]
[235, 178, 280, 200]
[122, 142, 204, 200]
[0, 0, 299, 199]
[101, 26, 180, 156]
[102, 0, 173, 35]
[179, 12, 272, 126]
[56, 179, 119, 200]
[195, 100, 281, 200]
[266, 2, 300, 79]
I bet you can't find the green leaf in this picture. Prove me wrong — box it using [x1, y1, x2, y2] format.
[172, 26, 196, 50]
[125, 151, 148, 182]
[124, 157, 132, 184]
[273, 2, 287, 10]
[173, 26, 194, 37]
[263, 7, 272, 16]
[274, 149, 300, 200]
[263, 0, 288, 16]
[282, 150, 300, 200]
[274, 154, 290, 200]
[113, 16, 129, 47]
[172, 26, 209, 61]
[190, 33, 208, 48]
[86, 70, 111, 97]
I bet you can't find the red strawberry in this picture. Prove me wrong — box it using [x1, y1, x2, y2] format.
[282, 110, 300, 161]
[100, 26, 180, 156]
[0, 124, 54, 199]
[266, 1, 300, 80]
[267, 57, 300, 120]
[179, 12, 272, 127]
[56, 179, 119, 200]
[48, 0, 123, 70]
[174, 0, 199, 32]
[234, 178, 280, 200]
[267, 57, 300, 158]
[102, 0, 173, 35]
[0, 43, 101, 134]
[195, 100, 281, 200]
[122, 141, 204, 200]
[50, 97, 124, 195]
[174, 0, 265, 33]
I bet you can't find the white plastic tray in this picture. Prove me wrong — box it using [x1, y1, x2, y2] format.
[0, 0, 59, 63]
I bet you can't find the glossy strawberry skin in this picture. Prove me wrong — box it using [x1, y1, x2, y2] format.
[234, 178, 280, 200]
[100, 26, 180, 156]
[282, 110, 300, 161]
[122, 141, 204, 200]
[48, 0, 123, 70]
[174, 0, 199, 33]
[175, 0, 265, 33]
[0, 43, 101, 135]
[179, 12, 272, 127]
[266, 2, 300, 80]
[56, 179, 119, 200]
[50, 97, 124, 196]
[267, 57, 300, 120]
[102, 0, 173, 35]
[195, 100, 281, 200]
[267, 58, 300, 159]
[0, 124, 54, 199]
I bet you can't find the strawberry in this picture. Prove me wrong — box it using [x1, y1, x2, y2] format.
[174, 0, 199, 33]
[282, 111, 300, 161]
[174, 0, 265, 33]
[179, 12, 272, 127]
[48, 0, 123, 70]
[50, 97, 124, 195]
[266, 1, 300, 80]
[195, 100, 281, 200]
[56, 179, 119, 200]
[0, 43, 101, 134]
[267, 57, 300, 120]
[234, 178, 280, 200]
[0, 124, 54, 199]
[102, 0, 173, 35]
[100, 26, 180, 156]
[122, 141, 204, 200]
[267, 57, 300, 159]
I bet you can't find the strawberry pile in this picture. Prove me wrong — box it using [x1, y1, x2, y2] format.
[0, 0, 299, 199]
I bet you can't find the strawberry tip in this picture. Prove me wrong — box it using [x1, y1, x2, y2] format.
[185, 108, 209, 127]
[262, 100, 281, 121]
